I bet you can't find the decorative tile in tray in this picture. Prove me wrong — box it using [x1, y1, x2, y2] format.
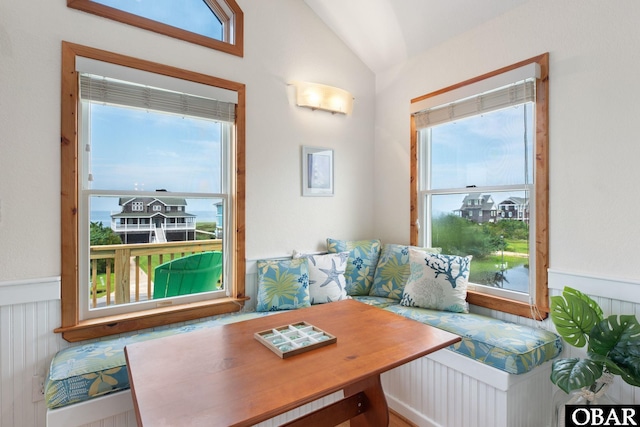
[254, 322, 337, 358]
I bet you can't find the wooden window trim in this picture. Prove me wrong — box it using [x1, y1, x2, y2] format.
[67, 0, 244, 57]
[59, 41, 246, 342]
[410, 53, 549, 320]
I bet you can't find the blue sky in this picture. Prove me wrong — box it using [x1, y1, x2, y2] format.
[89, 104, 223, 213]
[427, 103, 533, 216]
[94, 0, 223, 40]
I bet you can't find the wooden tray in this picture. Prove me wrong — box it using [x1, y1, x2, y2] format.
[254, 321, 337, 358]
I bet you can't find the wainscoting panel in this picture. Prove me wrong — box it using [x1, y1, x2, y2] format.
[80, 411, 137, 427]
[0, 286, 66, 427]
[253, 391, 343, 427]
[382, 349, 553, 427]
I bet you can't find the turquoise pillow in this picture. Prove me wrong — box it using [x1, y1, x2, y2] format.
[256, 258, 310, 312]
[370, 243, 441, 300]
[327, 238, 381, 296]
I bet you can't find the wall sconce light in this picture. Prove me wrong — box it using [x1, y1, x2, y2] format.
[292, 81, 354, 115]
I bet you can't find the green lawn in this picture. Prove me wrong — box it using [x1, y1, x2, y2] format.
[90, 273, 114, 298]
[505, 239, 529, 253]
[195, 222, 217, 240]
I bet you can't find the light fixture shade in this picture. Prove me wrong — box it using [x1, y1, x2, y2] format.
[292, 81, 353, 115]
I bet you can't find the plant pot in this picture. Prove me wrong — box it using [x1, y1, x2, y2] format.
[552, 373, 617, 427]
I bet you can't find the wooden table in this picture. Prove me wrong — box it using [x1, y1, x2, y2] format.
[125, 299, 460, 426]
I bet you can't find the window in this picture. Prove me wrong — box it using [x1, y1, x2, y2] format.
[410, 54, 549, 319]
[67, 0, 243, 56]
[59, 42, 246, 341]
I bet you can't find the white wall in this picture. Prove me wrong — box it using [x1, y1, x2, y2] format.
[0, 0, 375, 283]
[374, 0, 640, 284]
[241, 2, 376, 258]
[0, 1, 374, 425]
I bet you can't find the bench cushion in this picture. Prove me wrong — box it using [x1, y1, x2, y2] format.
[45, 311, 275, 410]
[385, 304, 562, 374]
[351, 295, 398, 308]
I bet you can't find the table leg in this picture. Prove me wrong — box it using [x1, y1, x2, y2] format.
[344, 374, 389, 427]
[280, 374, 388, 427]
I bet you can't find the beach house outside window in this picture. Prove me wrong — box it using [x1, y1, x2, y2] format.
[410, 54, 549, 319]
[60, 42, 246, 341]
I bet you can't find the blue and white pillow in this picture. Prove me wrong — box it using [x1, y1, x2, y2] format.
[256, 258, 310, 312]
[293, 251, 349, 304]
[370, 243, 441, 300]
[400, 249, 472, 313]
[327, 238, 381, 296]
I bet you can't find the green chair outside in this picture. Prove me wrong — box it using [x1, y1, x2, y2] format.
[153, 251, 222, 299]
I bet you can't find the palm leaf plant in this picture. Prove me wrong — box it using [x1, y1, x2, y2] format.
[550, 286, 640, 394]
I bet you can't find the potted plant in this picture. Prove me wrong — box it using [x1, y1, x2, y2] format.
[550, 286, 640, 398]
[550, 286, 640, 426]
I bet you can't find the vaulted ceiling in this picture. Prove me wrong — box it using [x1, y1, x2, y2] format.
[304, 0, 529, 74]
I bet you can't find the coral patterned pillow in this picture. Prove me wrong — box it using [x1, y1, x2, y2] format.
[400, 249, 472, 313]
[370, 243, 441, 300]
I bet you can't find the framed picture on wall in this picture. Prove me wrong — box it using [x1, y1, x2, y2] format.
[302, 146, 334, 196]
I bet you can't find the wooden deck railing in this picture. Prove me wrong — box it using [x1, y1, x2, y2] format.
[89, 240, 223, 308]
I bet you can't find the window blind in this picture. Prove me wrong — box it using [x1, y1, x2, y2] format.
[80, 73, 236, 123]
[413, 79, 535, 130]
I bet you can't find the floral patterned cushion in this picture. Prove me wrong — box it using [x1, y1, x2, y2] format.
[351, 295, 398, 308]
[256, 258, 310, 311]
[327, 238, 381, 296]
[45, 311, 276, 410]
[385, 304, 563, 374]
[369, 244, 441, 300]
[400, 249, 472, 313]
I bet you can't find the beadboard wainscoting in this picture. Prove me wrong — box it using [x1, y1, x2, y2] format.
[381, 350, 552, 427]
[0, 277, 66, 427]
[2, 269, 639, 427]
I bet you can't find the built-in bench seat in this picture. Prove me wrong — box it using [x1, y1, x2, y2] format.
[45, 311, 276, 411]
[383, 303, 561, 375]
[45, 240, 563, 426]
[45, 297, 560, 414]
